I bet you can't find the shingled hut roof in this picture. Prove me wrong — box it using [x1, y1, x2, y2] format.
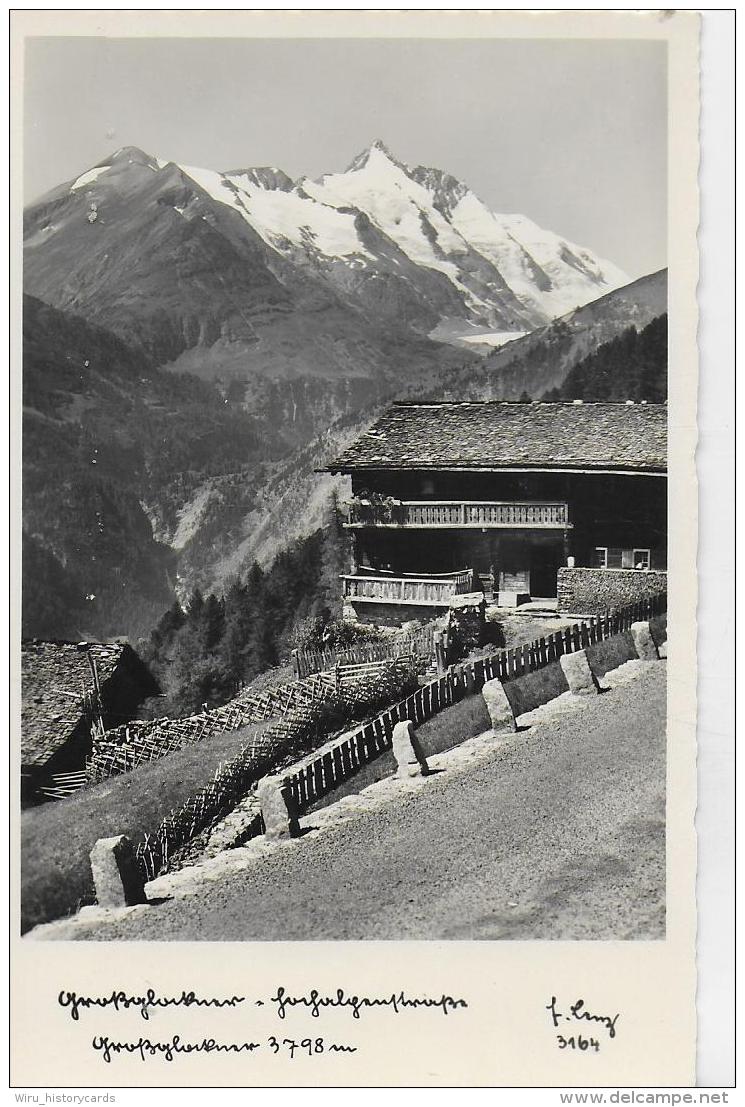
[20, 640, 125, 767]
[325, 401, 668, 474]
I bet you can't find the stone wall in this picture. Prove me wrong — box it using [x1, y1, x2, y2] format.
[349, 601, 446, 627]
[557, 567, 668, 615]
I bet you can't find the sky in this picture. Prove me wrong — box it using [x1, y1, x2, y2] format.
[23, 36, 667, 279]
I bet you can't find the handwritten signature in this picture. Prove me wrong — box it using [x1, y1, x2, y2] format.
[546, 996, 620, 1039]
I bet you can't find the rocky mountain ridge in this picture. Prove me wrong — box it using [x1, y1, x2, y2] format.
[24, 140, 629, 385]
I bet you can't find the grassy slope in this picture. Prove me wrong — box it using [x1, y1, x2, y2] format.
[21, 721, 269, 933]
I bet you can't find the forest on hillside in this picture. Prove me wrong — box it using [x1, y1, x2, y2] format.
[138, 494, 354, 718]
[22, 294, 290, 642]
[542, 314, 667, 403]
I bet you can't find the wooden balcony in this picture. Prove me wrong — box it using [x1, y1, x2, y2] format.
[346, 500, 571, 529]
[341, 570, 474, 606]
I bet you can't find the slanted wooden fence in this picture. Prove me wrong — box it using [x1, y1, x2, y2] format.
[292, 624, 438, 679]
[87, 670, 337, 783]
[133, 657, 422, 880]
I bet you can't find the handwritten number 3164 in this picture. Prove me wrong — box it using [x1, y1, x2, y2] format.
[557, 1034, 600, 1052]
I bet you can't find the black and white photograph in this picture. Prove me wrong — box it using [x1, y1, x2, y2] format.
[19, 19, 671, 940]
[11, 8, 707, 1091]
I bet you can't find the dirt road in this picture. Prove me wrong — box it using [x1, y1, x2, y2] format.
[37, 662, 666, 941]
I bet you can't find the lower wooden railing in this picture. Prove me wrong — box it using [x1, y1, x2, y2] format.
[341, 570, 473, 606]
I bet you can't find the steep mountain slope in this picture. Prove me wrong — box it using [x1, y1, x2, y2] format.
[24, 148, 464, 409]
[414, 268, 667, 400]
[543, 313, 667, 403]
[22, 295, 290, 639]
[24, 142, 628, 393]
[183, 426, 358, 592]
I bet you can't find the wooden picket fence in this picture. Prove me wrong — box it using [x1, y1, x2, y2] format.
[282, 593, 667, 816]
[133, 591, 666, 883]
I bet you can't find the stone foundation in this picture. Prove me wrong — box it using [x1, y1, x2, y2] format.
[557, 567, 668, 615]
[348, 601, 447, 627]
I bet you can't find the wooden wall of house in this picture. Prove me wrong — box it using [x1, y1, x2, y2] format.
[565, 473, 667, 570]
[351, 470, 578, 501]
[349, 469, 667, 573]
[354, 527, 564, 578]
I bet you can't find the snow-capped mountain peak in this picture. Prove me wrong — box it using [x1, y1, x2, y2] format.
[223, 166, 294, 192]
[345, 138, 406, 174]
[29, 140, 630, 349]
[409, 165, 471, 218]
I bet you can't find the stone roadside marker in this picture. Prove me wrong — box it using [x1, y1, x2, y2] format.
[481, 678, 518, 733]
[256, 775, 301, 839]
[631, 620, 659, 661]
[89, 835, 148, 908]
[392, 719, 430, 779]
[559, 649, 599, 695]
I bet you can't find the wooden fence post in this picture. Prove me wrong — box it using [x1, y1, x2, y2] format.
[313, 759, 325, 800]
[434, 630, 447, 675]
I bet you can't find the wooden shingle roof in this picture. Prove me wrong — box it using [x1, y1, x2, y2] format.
[20, 640, 125, 767]
[327, 401, 667, 474]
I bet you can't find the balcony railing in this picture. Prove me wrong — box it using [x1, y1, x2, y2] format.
[346, 500, 570, 528]
[341, 569, 474, 606]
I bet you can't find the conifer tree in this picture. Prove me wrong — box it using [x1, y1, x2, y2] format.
[202, 593, 225, 652]
[316, 490, 348, 623]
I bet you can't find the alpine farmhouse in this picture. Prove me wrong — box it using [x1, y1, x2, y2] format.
[325, 400, 668, 622]
[20, 640, 158, 804]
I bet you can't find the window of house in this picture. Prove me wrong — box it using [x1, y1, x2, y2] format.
[595, 547, 651, 570]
